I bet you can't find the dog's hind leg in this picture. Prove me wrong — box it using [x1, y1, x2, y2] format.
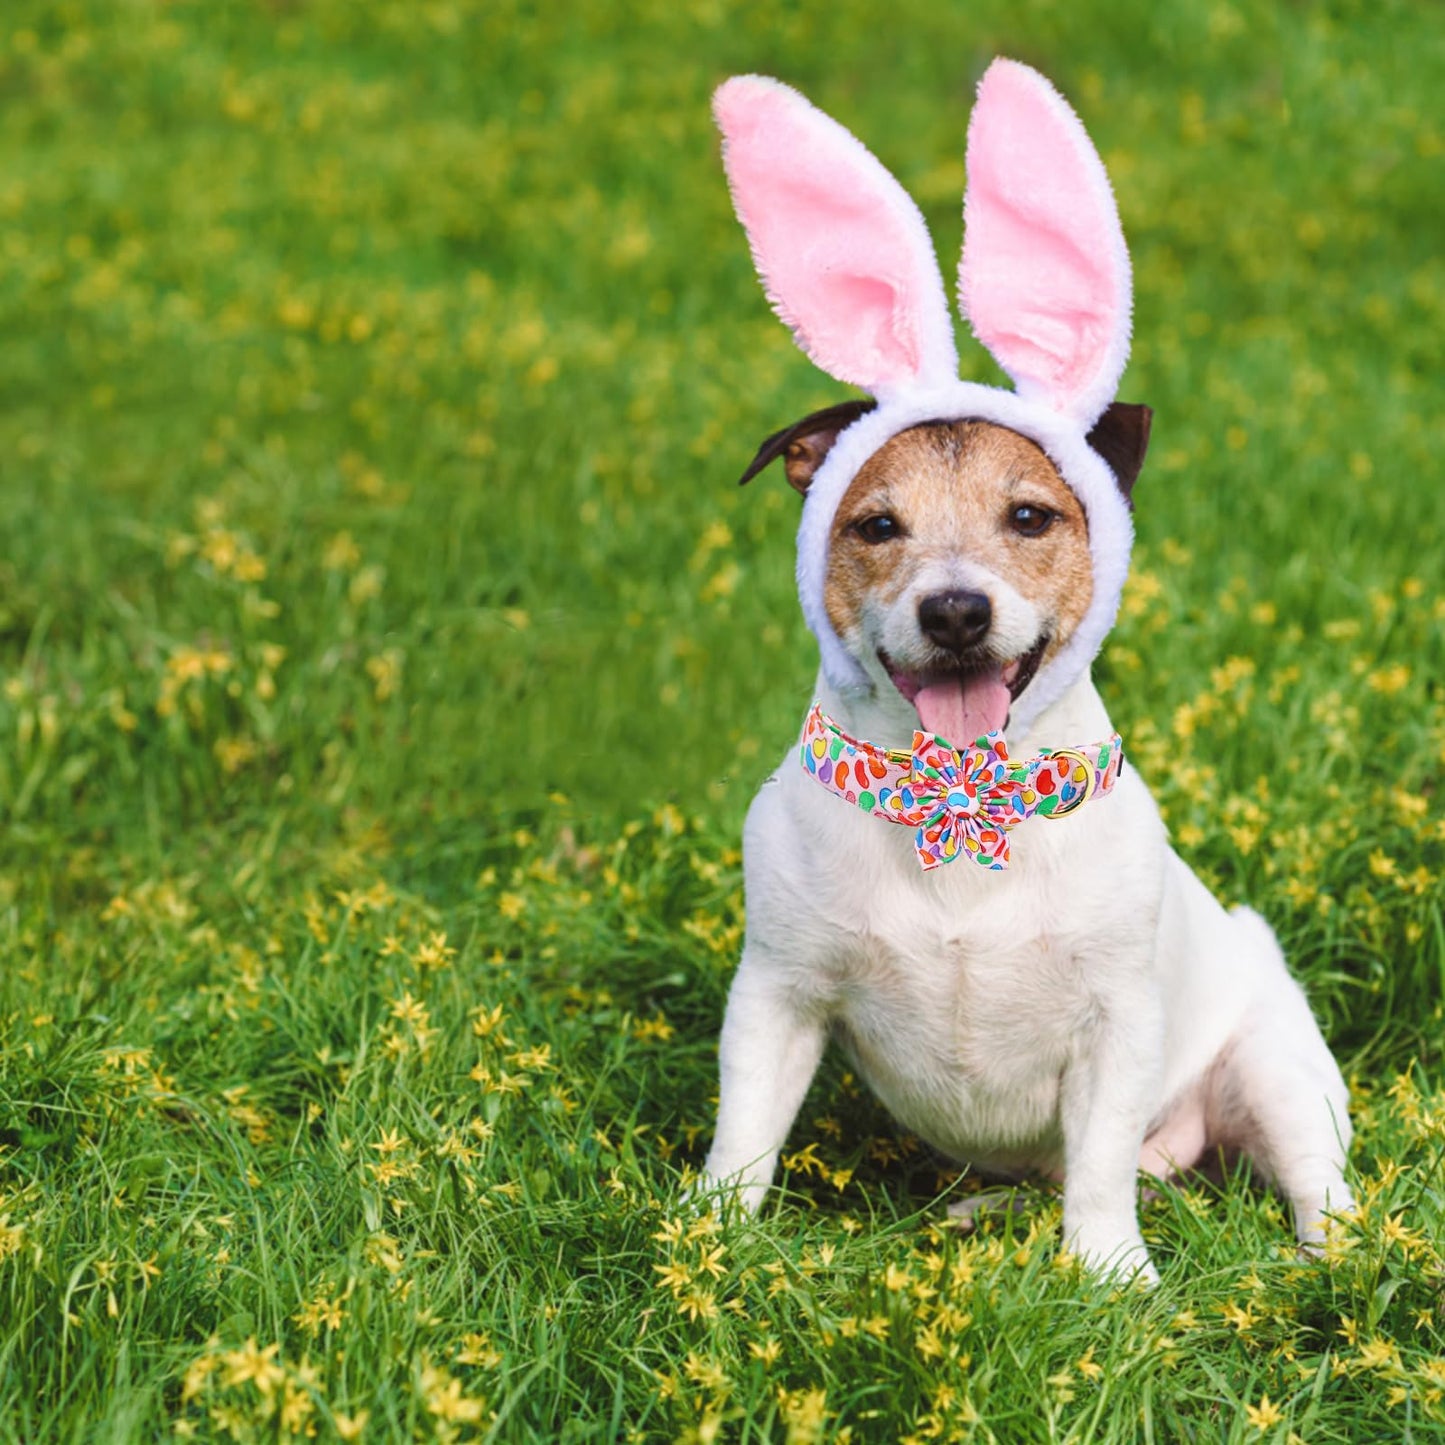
[700, 951, 827, 1214]
[1206, 906, 1353, 1249]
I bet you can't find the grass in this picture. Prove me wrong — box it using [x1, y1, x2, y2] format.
[0, 0, 1441, 1439]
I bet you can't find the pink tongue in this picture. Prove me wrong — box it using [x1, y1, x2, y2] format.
[914, 668, 1011, 747]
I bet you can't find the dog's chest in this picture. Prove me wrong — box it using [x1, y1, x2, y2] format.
[819, 860, 1105, 1163]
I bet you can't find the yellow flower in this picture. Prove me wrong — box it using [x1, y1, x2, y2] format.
[280, 1382, 314, 1434]
[365, 648, 404, 701]
[364, 1233, 405, 1275]
[1245, 1395, 1284, 1431]
[1380, 1212, 1426, 1255]
[181, 1351, 219, 1402]
[471, 1002, 507, 1037]
[371, 1128, 408, 1155]
[420, 1363, 484, 1423]
[323, 530, 362, 570]
[220, 1338, 285, 1394]
[1366, 664, 1411, 695]
[213, 735, 257, 774]
[700, 561, 740, 603]
[294, 1294, 345, 1334]
[1355, 1336, 1402, 1373]
[682, 1352, 730, 1392]
[652, 1217, 685, 1245]
[748, 1337, 782, 1366]
[1418, 1358, 1445, 1387]
[389, 993, 430, 1027]
[1121, 568, 1165, 619]
[1367, 850, 1397, 879]
[631, 1014, 675, 1043]
[676, 1287, 719, 1322]
[654, 1260, 691, 1293]
[0, 1215, 25, 1263]
[778, 1386, 828, 1445]
[689, 521, 733, 571]
[456, 1333, 503, 1368]
[414, 931, 456, 970]
[694, 1243, 728, 1281]
[882, 1262, 913, 1292]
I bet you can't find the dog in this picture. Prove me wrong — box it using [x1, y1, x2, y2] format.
[698, 63, 1352, 1281]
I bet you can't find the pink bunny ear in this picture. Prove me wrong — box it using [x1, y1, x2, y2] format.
[714, 76, 958, 398]
[960, 59, 1132, 425]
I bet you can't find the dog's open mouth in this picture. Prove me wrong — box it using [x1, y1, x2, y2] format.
[881, 638, 1049, 746]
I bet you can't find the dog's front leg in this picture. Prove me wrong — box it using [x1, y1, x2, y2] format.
[1058, 996, 1163, 1283]
[701, 951, 827, 1213]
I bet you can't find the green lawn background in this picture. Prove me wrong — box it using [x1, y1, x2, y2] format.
[0, 0, 1442, 1440]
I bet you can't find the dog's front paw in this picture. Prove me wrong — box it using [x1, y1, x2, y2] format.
[688, 1164, 770, 1217]
[1068, 1228, 1159, 1287]
[1292, 1182, 1355, 1257]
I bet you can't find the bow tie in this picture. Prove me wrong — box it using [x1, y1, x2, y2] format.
[799, 705, 1124, 871]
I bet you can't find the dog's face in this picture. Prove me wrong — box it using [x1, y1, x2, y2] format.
[738, 399, 1150, 745]
[822, 421, 1093, 744]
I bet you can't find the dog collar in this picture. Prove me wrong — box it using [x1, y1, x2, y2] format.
[799, 704, 1124, 872]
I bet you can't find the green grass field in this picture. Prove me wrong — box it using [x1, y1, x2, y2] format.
[0, 0, 1442, 1439]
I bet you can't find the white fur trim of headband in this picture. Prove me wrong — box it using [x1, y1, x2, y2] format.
[714, 60, 1136, 733]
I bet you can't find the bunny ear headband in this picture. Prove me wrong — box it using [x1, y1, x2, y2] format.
[715, 60, 1148, 733]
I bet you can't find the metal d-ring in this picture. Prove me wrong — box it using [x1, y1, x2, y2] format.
[1044, 748, 1097, 818]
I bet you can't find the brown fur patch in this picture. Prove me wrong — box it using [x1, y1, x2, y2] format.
[823, 421, 1093, 667]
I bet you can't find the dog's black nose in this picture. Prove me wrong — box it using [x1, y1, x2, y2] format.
[918, 589, 992, 653]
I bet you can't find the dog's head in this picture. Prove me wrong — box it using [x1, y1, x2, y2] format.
[742, 402, 1149, 741]
[715, 63, 1146, 733]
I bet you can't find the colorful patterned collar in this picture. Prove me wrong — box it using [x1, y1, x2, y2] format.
[799, 704, 1124, 871]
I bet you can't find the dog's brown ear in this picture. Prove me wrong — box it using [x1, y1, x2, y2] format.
[1085, 402, 1152, 506]
[737, 399, 877, 495]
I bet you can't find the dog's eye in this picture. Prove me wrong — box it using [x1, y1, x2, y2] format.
[1009, 504, 1055, 538]
[853, 514, 901, 544]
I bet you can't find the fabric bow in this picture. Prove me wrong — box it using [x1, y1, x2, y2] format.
[905, 732, 1027, 871]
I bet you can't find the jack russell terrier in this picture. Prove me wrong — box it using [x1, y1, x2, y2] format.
[699, 61, 1352, 1281]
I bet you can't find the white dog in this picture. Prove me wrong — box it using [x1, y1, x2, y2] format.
[699, 63, 1351, 1281]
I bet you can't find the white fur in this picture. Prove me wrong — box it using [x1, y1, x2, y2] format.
[702, 668, 1354, 1281]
